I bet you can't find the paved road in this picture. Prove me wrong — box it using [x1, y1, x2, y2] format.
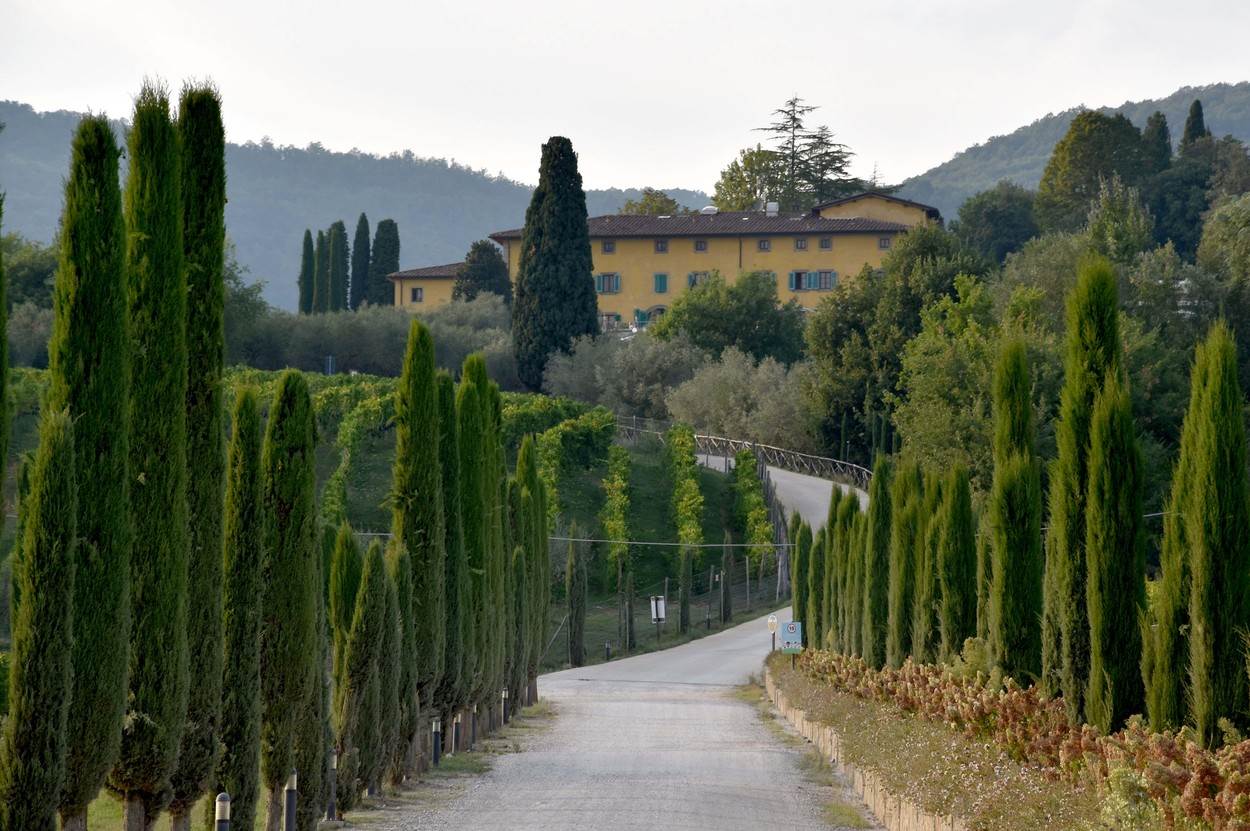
[698, 453, 867, 531]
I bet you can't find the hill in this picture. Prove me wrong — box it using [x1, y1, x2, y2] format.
[897, 82, 1250, 219]
[0, 100, 708, 310]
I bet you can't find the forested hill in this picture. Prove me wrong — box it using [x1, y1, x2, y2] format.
[897, 82, 1250, 219]
[0, 100, 708, 310]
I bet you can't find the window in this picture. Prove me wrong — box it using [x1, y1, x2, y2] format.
[687, 271, 710, 288]
[803, 271, 820, 290]
[819, 270, 837, 290]
[655, 239, 669, 253]
[757, 239, 771, 252]
[819, 237, 832, 250]
[694, 239, 708, 252]
[794, 238, 808, 251]
[594, 273, 622, 294]
[879, 236, 892, 250]
[602, 240, 616, 254]
[410, 286, 424, 303]
[787, 271, 835, 291]
[654, 273, 668, 294]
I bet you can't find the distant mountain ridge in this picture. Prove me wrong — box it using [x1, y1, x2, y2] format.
[0, 100, 708, 310]
[897, 82, 1250, 220]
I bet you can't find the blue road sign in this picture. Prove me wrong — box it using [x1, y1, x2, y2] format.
[780, 620, 803, 654]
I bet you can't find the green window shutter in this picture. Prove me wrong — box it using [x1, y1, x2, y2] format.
[655, 273, 667, 293]
[788, 272, 797, 291]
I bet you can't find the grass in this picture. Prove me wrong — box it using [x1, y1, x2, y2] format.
[766, 653, 1103, 831]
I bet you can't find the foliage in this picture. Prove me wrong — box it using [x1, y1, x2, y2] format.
[44, 114, 131, 827]
[1085, 175, 1154, 265]
[0, 232, 56, 308]
[337, 542, 386, 809]
[367, 219, 399, 308]
[328, 219, 349, 312]
[500, 391, 586, 451]
[732, 449, 773, 567]
[712, 145, 782, 212]
[651, 270, 805, 364]
[936, 466, 976, 661]
[1036, 111, 1144, 233]
[435, 371, 471, 716]
[667, 424, 703, 634]
[542, 331, 708, 420]
[350, 213, 370, 311]
[297, 229, 314, 314]
[313, 229, 329, 314]
[952, 180, 1038, 263]
[535, 407, 617, 528]
[752, 96, 856, 210]
[886, 463, 922, 668]
[454, 239, 512, 304]
[791, 521, 811, 643]
[512, 136, 599, 390]
[566, 534, 587, 667]
[600, 445, 631, 587]
[0, 409, 75, 831]
[861, 455, 893, 668]
[620, 187, 687, 215]
[807, 529, 827, 654]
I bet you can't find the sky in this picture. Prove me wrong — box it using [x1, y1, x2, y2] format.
[4, 0, 1250, 194]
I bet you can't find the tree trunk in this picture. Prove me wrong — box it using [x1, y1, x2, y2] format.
[61, 809, 88, 831]
[170, 809, 191, 831]
[123, 794, 146, 831]
[266, 788, 283, 831]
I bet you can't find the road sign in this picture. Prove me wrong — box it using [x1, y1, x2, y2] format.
[767, 614, 779, 634]
[650, 595, 667, 624]
[780, 621, 803, 654]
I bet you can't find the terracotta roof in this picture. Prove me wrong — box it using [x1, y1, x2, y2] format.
[489, 211, 910, 241]
[811, 191, 942, 220]
[387, 262, 463, 281]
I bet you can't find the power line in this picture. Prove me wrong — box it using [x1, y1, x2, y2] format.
[549, 536, 793, 548]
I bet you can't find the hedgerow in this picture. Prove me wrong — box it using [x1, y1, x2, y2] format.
[732, 448, 773, 566]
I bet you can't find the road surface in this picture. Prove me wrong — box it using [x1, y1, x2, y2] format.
[697, 452, 867, 531]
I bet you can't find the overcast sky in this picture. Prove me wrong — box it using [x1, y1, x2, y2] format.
[4, 0, 1249, 193]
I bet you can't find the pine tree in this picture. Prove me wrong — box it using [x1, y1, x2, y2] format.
[567, 533, 587, 667]
[367, 219, 399, 307]
[1084, 371, 1145, 733]
[1141, 112, 1172, 175]
[911, 472, 943, 665]
[110, 84, 190, 830]
[454, 240, 512, 304]
[391, 320, 445, 724]
[168, 85, 227, 830]
[887, 463, 922, 667]
[298, 230, 314, 314]
[47, 114, 131, 831]
[791, 521, 811, 644]
[1185, 323, 1250, 746]
[0, 409, 76, 831]
[386, 548, 417, 783]
[807, 533, 826, 648]
[990, 339, 1044, 683]
[434, 371, 470, 723]
[1042, 258, 1120, 718]
[1181, 100, 1212, 151]
[512, 136, 599, 390]
[937, 466, 976, 662]
[862, 455, 893, 668]
[258, 371, 319, 830]
[328, 219, 349, 312]
[313, 229, 329, 313]
[339, 543, 387, 809]
[214, 389, 264, 831]
[350, 213, 370, 310]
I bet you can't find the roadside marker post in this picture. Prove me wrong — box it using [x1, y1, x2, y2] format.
[283, 771, 297, 831]
[650, 595, 666, 645]
[767, 614, 779, 652]
[214, 793, 230, 831]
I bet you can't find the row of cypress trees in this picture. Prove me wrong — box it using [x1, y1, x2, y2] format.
[297, 214, 399, 313]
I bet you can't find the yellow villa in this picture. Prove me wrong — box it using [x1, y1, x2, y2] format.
[388, 261, 462, 307]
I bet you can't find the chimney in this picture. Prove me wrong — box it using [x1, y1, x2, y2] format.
[765, 201, 779, 217]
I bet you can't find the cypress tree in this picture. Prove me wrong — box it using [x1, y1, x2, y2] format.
[510, 542, 530, 706]
[258, 371, 318, 831]
[1185, 323, 1250, 745]
[0, 409, 76, 831]
[329, 524, 363, 735]
[386, 548, 417, 783]
[678, 540, 694, 634]
[328, 219, 349, 312]
[791, 521, 811, 644]
[1084, 371, 1145, 733]
[823, 490, 845, 649]
[456, 376, 487, 710]
[350, 213, 370, 310]
[1042, 257, 1120, 718]
[975, 513, 992, 642]
[313, 230, 329, 313]
[169, 84, 227, 831]
[48, 115, 131, 831]
[110, 85, 190, 830]
[375, 563, 402, 792]
[887, 463, 922, 667]
[511, 136, 600, 390]
[367, 219, 399, 307]
[517, 437, 546, 700]
[0, 193, 6, 513]
[339, 543, 387, 809]
[1141, 112, 1172, 175]
[990, 339, 1044, 682]
[1181, 99, 1212, 151]
[911, 472, 943, 665]
[937, 466, 976, 662]
[214, 389, 264, 831]
[391, 320, 445, 723]
[292, 546, 327, 831]
[834, 497, 859, 654]
[807, 533, 826, 648]
[862, 455, 893, 668]
[722, 537, 735, 624]
[298, 230, 314, 314]
[434, 371, 470, 723]
[567, 533, 587, 667]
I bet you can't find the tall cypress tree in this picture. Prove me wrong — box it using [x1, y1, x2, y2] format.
[456, 376, 487, 713]
[368, 219, 399, 307]
[937, 466, 976, 662]
[375, 563, 402, 792]
[510, 540, 530, 706]
[0, 193, 7, 516]
[313, 230, 330, 314]
[990, 339, 1044, 682]
[839, 499, 862, 656]
[0, 409, 76, 831]
[1084, 371, 1145, 733]
[1141, 112, 1172, 175]
[511, 136, 600, 390]
[1181, 100, 1212, 151]
[567, 534, 587, 667]
[350, 213, 370, 311]
[391, 320, 445, 726]
[110, 85, 190, 831]
[1042, 257, 1120, 718]
[722, 537, 735, 624]
[911, 472, 943, 665]
[329, 524, 363, 735]
[434, 371, 470, 725]
[823, 490, 844, 649]
[258, 371, 318, 830]
[169, 84, 227, 831]
[807, 533, 826, 648]
[862, 455, 893, 668]
[298, 230, 314, 315]
[292, 542, 327, 831]
[791, 521, 811, 644]
[386, 548, 417, 782]
[517, 436, 546, 700]
[328, 219, 349, 312]
[339, 543, 387, 809]
[214, 389, 264, 831]
[886, 463, 922, 668]
[975, 513, 993, 642]
[1185, 323, 1250, 746]
[48, 115, 132, 831]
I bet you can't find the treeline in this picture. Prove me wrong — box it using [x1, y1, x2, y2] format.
[0, 84, 552, 831]
[297, 213, 398, 313]
[807, 255, 1250, 746]
[665, 425, 703, 633]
